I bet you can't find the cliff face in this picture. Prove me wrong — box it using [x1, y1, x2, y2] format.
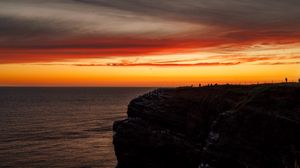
[113, 84, 300, 168]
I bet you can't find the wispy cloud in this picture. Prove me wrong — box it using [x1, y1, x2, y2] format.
[0, 0, 300, 64]
[256, 61, 300, 65]
[73, 62, 241, 67]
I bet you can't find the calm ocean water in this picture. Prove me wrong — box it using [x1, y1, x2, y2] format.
[0, 87, 153, 168]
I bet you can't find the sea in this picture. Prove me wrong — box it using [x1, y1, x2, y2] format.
[0, 87, 154, 168]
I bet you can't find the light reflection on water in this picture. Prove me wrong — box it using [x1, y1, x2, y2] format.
[0, 87, 153, 168]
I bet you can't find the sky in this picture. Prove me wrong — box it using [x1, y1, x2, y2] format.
[0, 0, 300, 86]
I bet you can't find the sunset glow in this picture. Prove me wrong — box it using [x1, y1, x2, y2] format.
[1, 0, 300, 86]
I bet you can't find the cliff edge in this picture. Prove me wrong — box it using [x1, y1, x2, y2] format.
[113, 84, 300, 168]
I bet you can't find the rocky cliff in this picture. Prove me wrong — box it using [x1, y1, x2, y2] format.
[113, 84, 300, 168]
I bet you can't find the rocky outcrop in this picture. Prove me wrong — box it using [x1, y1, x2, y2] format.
[113, 84, 300, 168]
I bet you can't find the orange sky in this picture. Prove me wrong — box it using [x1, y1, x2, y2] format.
[1, 52, 299, 86]
[0, 0, 300, 86]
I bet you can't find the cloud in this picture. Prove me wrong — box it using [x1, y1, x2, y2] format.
[0, 36, 237, 64]
[256, 61, 300, 65]
[73, 62, 241, 67]
[0, 16, 71, 38]
[74, 0, 300, 28]
[0, 0, 300, 64]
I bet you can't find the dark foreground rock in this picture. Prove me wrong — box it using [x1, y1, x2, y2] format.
[113, 84, 300, 168]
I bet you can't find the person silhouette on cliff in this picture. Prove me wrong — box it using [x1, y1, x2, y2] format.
[285, 77, 288, 83]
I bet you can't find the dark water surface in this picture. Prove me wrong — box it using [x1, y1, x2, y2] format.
[0, 87, 153, 168]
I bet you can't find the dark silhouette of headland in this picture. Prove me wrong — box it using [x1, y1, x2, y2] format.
[113, 83, 300, 168]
